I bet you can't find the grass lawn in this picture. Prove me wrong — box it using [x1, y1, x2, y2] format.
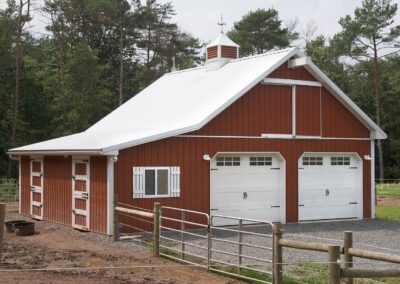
[376, 183, 400, 198]
[376, 205, 400, 222]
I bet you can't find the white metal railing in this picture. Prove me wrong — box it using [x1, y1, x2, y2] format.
[210, 215, 274, 284]
[158, 206, 274, 284]
[159, 206, 211, 269]
[113, 201, 275, 283]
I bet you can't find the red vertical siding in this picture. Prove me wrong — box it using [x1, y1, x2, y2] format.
[190, 84, 292, 136]
[268, 63, 317, 81]
[296, 86, 321, 136]
[321, 88, 370, 138]
[90, 156, 108, 234]
[114, 138, 372, 224]
[43, 156, 72, 225]
[20, 156, 30, 215]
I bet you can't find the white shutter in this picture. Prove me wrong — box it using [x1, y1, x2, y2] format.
[170, 167, 181, 197]
[133, 167, 145, 198]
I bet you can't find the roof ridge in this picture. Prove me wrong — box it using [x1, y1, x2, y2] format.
[165, 47, 298, 76]
[233, 47, 297, 63]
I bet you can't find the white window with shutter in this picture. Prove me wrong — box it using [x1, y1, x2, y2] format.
[133, 167, 180, 198]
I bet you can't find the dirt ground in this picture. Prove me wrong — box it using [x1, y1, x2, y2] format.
[377, 197, 400, 206]
[0, 203, 238, 284]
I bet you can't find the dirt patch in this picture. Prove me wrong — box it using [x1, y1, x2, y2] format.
[377, 197, 400, 206]
[0, 203, 239, 283]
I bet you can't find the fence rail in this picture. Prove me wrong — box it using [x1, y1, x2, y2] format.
[112, 197, 400, 284]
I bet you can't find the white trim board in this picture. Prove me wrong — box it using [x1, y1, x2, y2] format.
[262, 78, 322, 87]
[107, 156, 115, 235]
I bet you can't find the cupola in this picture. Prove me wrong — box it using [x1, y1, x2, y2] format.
[205, 32, 240, 70]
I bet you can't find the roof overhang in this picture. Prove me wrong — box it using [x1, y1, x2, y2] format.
[7, 149, 119, 156]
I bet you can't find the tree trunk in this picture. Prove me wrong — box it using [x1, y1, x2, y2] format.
[373, 39, 384, 184]
[8, 0, 28, 177]
[118, 9, 124, 106]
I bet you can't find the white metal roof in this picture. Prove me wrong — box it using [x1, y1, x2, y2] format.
[9, 47, 386, 155]
[206, 33, 240, 48]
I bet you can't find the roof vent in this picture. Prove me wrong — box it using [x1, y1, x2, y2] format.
[205, 33, 240, 71]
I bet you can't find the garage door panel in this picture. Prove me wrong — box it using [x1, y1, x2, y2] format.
[211, 154, 283, 225]
[298, 154, 361, 221]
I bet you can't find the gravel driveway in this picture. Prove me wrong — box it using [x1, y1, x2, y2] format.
[162, 219, 400, 273]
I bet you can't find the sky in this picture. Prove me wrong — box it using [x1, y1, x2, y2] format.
[12, 0, 400, 44]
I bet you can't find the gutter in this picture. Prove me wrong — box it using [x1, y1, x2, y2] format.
[7, 149, 110, 156]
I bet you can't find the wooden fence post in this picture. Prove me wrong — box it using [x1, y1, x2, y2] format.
[153, 202, 161, 257]
[273, 222, 282, 284]
[328, 245, 341, 284]
[343, 231, 353, 284]
[112, 194, 119, 241]
[0, 203, 5, 261]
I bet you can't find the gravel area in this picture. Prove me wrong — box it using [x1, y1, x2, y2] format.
[161, 219, 400, 272]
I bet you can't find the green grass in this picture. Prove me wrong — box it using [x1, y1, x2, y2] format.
[376, 205, 400, 222]
[377, 183, 400, 198]
[224, 263, 329, 284]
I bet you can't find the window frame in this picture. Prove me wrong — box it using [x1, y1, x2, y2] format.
[143, 167, 171, 198]
[331, 156, 351, 166]
[250, 156, 273, 166]
[302, 156, 323, 166]
[216, 156, 241, 167]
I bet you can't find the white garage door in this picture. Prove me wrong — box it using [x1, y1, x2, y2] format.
[298, 154, 362, 221]
[210, 154, 284, 225]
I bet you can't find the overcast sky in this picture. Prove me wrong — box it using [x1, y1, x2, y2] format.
[19, 0, 400, 44]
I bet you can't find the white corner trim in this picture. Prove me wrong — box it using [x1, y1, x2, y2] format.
[107, 156, 115, 235]
[18, 156, 21, 214]
[371, 140, 376, 219]
[288, 57, 310, 68]
[262, 78, 322, 87]
[292, 85, 296, 136]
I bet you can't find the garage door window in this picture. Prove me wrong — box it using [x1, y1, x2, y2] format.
[331, 157, 350, 166]
[216, 157, 240, 166]
[250, 157, 272, 166]
[303, 156, 323, 166]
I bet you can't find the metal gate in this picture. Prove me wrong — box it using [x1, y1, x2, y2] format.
[159, 206, 274, 283]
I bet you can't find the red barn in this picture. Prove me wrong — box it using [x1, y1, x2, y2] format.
[8, 33, 386, 235]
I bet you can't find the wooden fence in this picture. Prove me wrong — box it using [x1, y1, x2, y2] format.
[112, 200, 400, 283]
[273, 223, 400, 284]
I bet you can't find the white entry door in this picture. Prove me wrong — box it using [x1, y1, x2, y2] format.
[30, 158, 43, 220]
[72, 159, 90, 230]
[298, 154, 362, 221]
[210, 154, 284, 225]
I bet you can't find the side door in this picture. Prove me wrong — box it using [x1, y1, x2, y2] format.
[72, 159, 90, 230]
[30, 158, 44, 220]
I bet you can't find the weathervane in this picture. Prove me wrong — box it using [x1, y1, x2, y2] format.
[217, 15, 226, 33]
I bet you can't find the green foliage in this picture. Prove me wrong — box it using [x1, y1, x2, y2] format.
[227, 8, 298, 56]
[377, 183, 400, 198]
[0, 0, 203, 177]
[376, 205, 400, 221]
[305, 35, 349, 92]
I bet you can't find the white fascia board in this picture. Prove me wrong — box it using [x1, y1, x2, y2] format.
[262, 78, 322, 87]
[288, 57, 310, 68]
[304, 62, 387, 140]
[7, 150, 103, 155]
